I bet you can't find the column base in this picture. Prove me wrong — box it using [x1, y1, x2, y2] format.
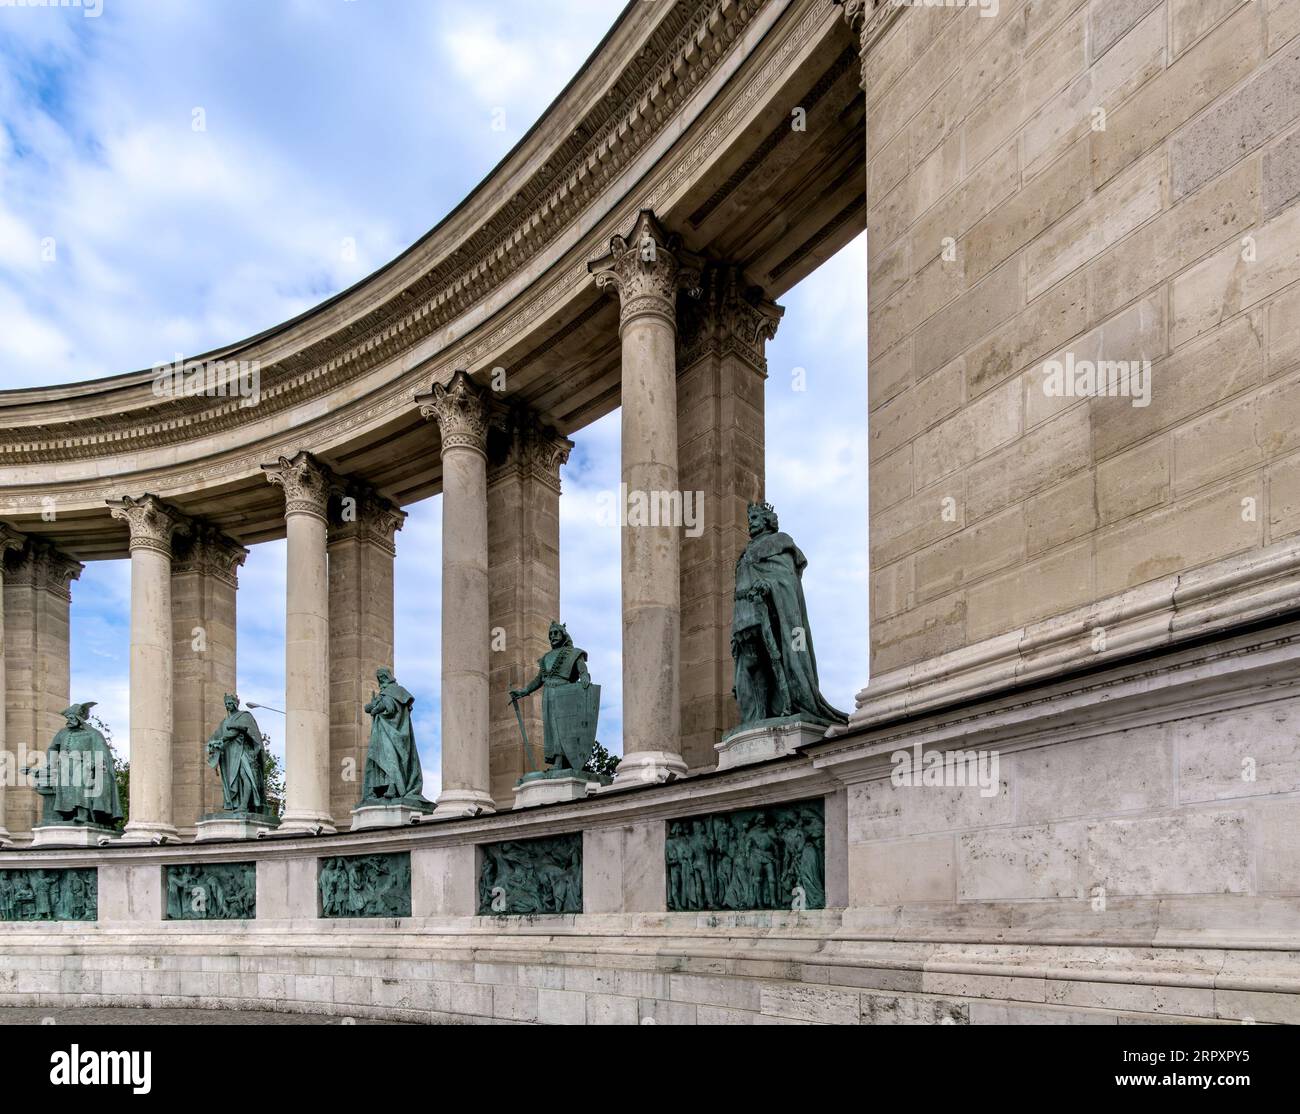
[118, 821, 181, 846]
[276, 811, 338, 837]
[609, 750, 688, 789]
[0, 826, 11, 848]
[432, 789, 496, 820]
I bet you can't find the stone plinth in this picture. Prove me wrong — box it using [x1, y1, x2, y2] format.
[715, 718, 829, 770]
[349, 799, 434, 831]
[29, 823, 119, 849]
[512, 772, 597, 809]
[195, 812, 279, 842]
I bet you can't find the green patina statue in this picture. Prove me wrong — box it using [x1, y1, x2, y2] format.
[665, 799, 825, 912]
[731, 503, 847, 730]
[165, 863, 256, 920]
[319, 852, 411, 918]
[31, 703, 122, 829]
[478, 833, 583, 915]
[0, 868, 97, 921]
[509, 622, 600, 781]
[206, 694, 270, 816]
[361, 668, 431, 807]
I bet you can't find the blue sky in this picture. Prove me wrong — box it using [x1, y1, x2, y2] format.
[0, 1, 866, 790]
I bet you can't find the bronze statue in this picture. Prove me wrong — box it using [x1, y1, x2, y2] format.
[206, 694, 269, 815]
[361, 667, 430, 806]
[509, 622, 600, 778]
[731, 503, 847, 729]
[33, 703, 122, 829]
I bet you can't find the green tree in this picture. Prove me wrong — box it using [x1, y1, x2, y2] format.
[583, 740, 620, 781]
[262, 736, 286, 819]
[91, 714, 129, 832]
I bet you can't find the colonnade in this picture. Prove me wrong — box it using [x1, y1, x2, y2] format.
[0, 210, 782, 843]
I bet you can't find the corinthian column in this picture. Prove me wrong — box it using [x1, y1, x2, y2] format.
[417, 370, 494, 817]
[0, 524, 27, 847]
[589, 209, 701, 786]
[108, 494, 192, 843]
[263, 450, 336, 835]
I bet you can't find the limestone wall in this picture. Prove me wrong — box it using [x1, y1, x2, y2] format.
[866, 0, 1300, 689]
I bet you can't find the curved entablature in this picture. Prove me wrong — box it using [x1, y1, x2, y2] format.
[0, 0, 865, 560]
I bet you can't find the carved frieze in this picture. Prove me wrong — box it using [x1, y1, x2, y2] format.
[164, 862, 256, 920]
[478, 832, 583, 915]
[0, 868, 97, 921]
[319, 852, 412, 918]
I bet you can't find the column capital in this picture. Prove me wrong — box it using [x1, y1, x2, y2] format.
[263, 449, 333, 521]
[331, 483, 407, 556]
[677, 264, 784, 372]
[108, 494, 192, 557]
[488, 411, 574, 495]
[3, 538, 83, 601]
[416, 369, 491, 457]
[172, 524, 249, 586]
[587, 209, 703, 332]
[834, 0, 895, 88]
[0, 523, 26, 559]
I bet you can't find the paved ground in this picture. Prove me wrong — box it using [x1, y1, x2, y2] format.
[0, 1007, 402, 1025]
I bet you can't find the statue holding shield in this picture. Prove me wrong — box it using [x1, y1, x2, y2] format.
[509, 622, 600, 795]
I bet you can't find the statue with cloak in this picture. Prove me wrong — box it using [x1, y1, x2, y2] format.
[34, 702, 122, 829]
[361, 668, 430, 807]
[509, 622, 599, 779]
[731, 503, 848, 730]
[206, 694, 269, 815]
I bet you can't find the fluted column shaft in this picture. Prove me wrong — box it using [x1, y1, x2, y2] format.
[589, 209, 701, 786]
[264, 451, 335, 835]
[419, 370, 494, 817]
[108, 495, 190, 843]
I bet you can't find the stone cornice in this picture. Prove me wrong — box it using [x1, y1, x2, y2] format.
[3, 538, 84, 600]
[588, 209, 704, 333]
[416, 370, 491, 458]
[171, 525, 249, 586]
[107, 494, 192, 558]
[262, 451, 333, 522]
[0, 0, 768, 466]
[0, 0, 853, 533]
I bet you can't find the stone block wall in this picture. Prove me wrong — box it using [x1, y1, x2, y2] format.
[867, 0, 1300, 676]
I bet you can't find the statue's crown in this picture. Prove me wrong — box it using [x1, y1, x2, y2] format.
[748, 501, 775, 515]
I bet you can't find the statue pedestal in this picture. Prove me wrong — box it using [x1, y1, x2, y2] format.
[513, 772, 598, 810]
[350, 798, 434, 831]
[29, 824, 120, 849]
[714, 718, 831, 771]
[196, 812, 279, 842]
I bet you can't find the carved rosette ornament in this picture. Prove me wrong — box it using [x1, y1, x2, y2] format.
[417, 369, 490, 458]
[331, 484, 407, 557]
[172, 525, 249, 587]
[677, 265, 784, 372]
[107, 494, 192, 557]
[587, 209, 703, 333]
[262, 450, 332, 521]
[488, 412, 574, 495]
